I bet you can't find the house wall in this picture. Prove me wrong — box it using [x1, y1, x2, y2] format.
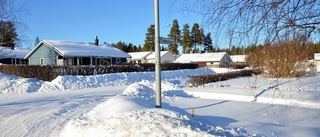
[161, 52, 175, 63]
[28, 43, 59, 65]
[219, 55, 233, 67]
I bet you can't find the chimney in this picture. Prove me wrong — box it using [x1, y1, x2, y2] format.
[95, 36, 99, 46]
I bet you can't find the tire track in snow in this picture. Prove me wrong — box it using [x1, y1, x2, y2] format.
[0, 87, 125, 137]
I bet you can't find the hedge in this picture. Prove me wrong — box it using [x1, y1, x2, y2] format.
[0, 63, 198, 81]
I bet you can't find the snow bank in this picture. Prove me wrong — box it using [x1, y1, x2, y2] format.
[0, 68, 215, 94]
[61, 81, 261, 137]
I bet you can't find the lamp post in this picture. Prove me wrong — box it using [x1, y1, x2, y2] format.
[154, 0, 161, 108]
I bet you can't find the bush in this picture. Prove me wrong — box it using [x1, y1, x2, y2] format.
[189, 69, 262, 87]
[247, 35, 314, 78]
[0, 63, 199, 81]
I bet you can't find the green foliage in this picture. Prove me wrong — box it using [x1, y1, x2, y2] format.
[167, 20, 181, 56]
[0, 20, 17, 48]
[203, 32, 213, 53]
[181, 23, 193, 54]
[143, 24, 155, 51]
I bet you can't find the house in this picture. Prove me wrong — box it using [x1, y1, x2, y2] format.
[145, 51, 175, 63]
[127, 51, 152, 64]
[24, 39, 131, 66]
[314, 53, 320, 72]
[127, 51, 175, 64]
[230, 55, 247, 65]
[174, 52, 233, 67]
[0, 47, 30, 65]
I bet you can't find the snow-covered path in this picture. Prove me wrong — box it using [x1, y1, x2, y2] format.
[0, 86, 126, 137]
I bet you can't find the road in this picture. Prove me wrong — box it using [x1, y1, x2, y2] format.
[0, 86, 127, 137]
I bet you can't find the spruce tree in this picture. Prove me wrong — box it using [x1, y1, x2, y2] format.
[34, 36, 40, 47]
[203, 32, 213, 53]
[0, 20, 17, 48]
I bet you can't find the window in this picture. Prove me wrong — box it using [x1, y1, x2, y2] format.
[40, 58, 44, 65]
[67, 58, 73, 66]
[116, 58, 121, 64]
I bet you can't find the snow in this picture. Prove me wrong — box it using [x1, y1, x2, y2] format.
[128, 52, 151, 60]
[0, 68, 320, 137]
[174, 52, 228, 63]
[230, 55, 246, 63]
[0, 47, 31, 59]
[25, 40, 131, 59]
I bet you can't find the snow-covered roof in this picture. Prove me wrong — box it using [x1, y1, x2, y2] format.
[127, 51, 152, 60]
[146, 51, 170, 59]
[0, 47, 31, 59]
[230, 55, 246, 62]
[25, 40, 131, 59]
[174, 52, 228, 63]
[315, 53, 320, 60]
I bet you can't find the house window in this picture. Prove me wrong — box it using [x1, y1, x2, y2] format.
[40, 58, 44, 65]
[67, 58, 73, 66]
[116, 58, 121, 64]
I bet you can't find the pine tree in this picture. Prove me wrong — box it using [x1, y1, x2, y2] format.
[190, 23, 202, 53]
[143, 25, 155, 51]
[0, 20, 17, 48]
[167, 19, 181, 56]
[181, 23, 192, 54]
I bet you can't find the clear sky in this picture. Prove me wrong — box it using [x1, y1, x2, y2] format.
[15, 0, 209, 49]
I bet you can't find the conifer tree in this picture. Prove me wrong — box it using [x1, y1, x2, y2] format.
[203, 32, 213, 53]
[190, 23, 202, 53]
[143, 25, 155, 51]
[34, 36, 40, 47]
[167, 19, 181, 56]
[0, 20, 17, 48]
[181, 23, 192, 54]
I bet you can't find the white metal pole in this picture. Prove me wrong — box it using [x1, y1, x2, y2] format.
[154, 0, 161, 108]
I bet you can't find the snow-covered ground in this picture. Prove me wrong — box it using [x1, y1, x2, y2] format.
[0, 68, 319, 137]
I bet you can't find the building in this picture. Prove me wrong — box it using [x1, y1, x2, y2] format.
[127, 51, 175, 64]
[145, 51, 175, 63]
[314, 53, 320, 72]
[0, 47, 30, 65]
[230, 55, 247, 65]
[127, 51, 152, 64]
[24, 39, 131, 66]
[174, 52, 233, 67]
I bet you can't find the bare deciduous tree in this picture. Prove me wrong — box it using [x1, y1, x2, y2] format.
[182, 0, 320, 42]
[0, 0, 27, 48]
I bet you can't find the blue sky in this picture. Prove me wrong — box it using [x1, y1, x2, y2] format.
[16, 0, 208, 49]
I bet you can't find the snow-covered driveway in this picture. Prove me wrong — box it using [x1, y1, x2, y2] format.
[0, 86, 126, 137]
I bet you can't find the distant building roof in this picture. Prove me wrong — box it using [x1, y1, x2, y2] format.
[146, 51, 170, 59]
[175, 52, 228, 63]
[230, 55, 246, 62]
[25, 40, 131, 59]
[0, 47, 31, 59]
[127, 51, 152, 60]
